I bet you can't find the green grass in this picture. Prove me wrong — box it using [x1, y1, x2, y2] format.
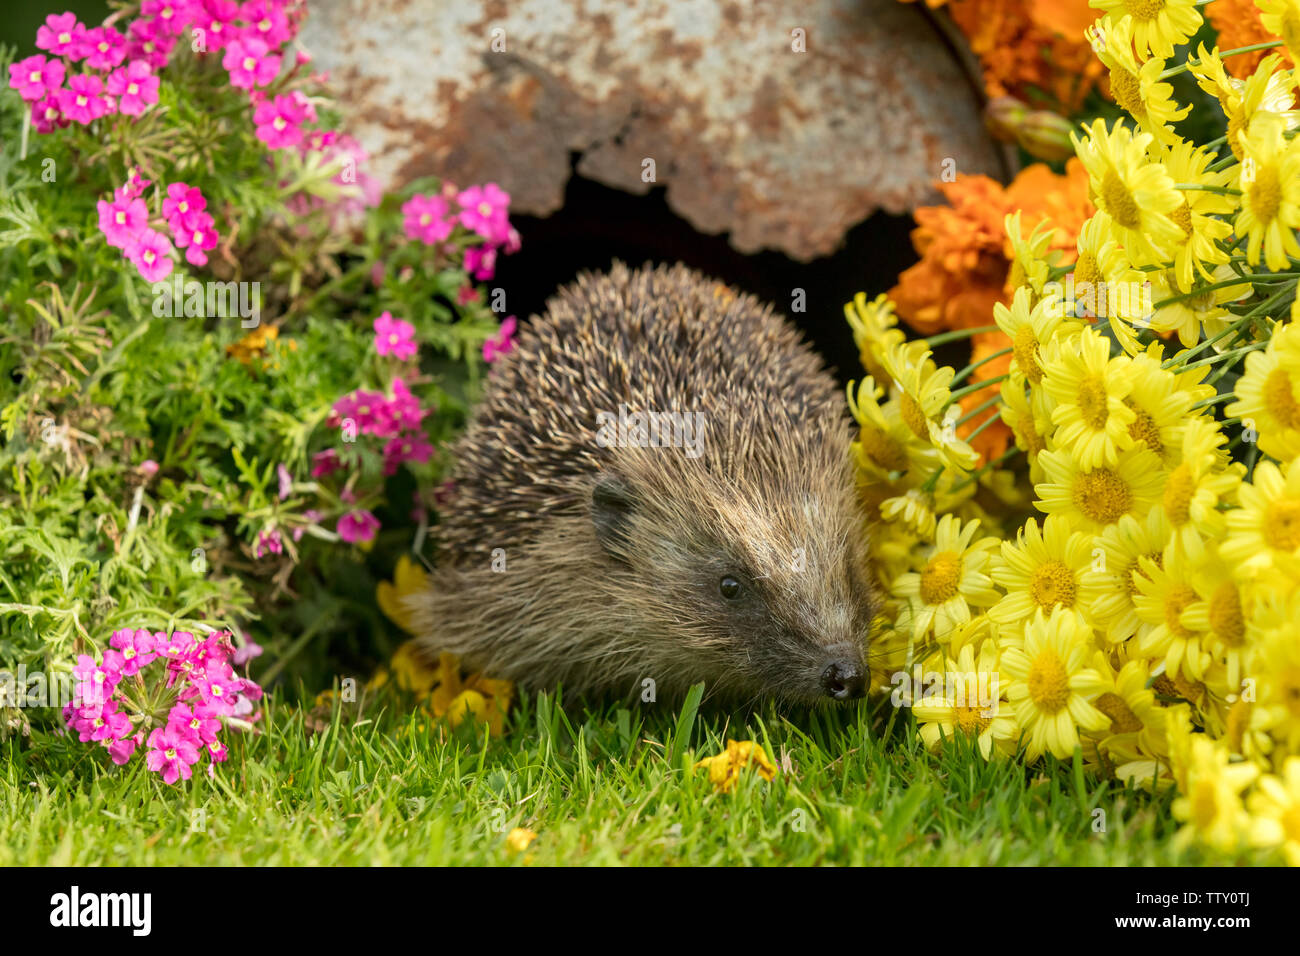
[0, 687, 1215, 866]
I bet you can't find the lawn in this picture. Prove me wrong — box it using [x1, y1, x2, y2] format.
[0, 687, 1211, 866]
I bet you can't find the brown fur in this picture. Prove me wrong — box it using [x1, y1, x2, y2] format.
[408, 262, 878, 703]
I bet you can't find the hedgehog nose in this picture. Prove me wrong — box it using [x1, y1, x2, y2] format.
[821, 660, 866, 700]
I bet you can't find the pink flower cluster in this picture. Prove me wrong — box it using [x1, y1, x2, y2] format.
[373, 311, 417, 361]
[97, 176, 222, 280]
[483, 315, 517, 364]
[62, 628, 263, 784]
[400, 182, 520, 281]
[11, 12, 168, 132]
[311, 378, 435, 542]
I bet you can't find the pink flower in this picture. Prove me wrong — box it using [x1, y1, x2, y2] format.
[126, 18, 177, 69]
[193, 0, 241, 51]
[401, 194, 453, 244]
[243, 0, 294, 46]
[29, 96, 66, 134]
[254, 528, 283, 558]
[174, 214, 220, 267]
[115, 167, 153, 202]
[109, 627, 159, 676]
[8, 55, 66, 103]
[139, 458, 160, 476]
[146, 725, 201, 784]
[232, 638, 264, 667]
[58, 73, 110, 124]
[222, 36, 281, 89]
[97, 196, 148, 249]
[105, 60, 159, 116]
[253, 93, 307, 149]
[331, 389, 391, 436]
[108, 733, 142, 765]
[382, 433, 434, 475]
[337, 510, 380, 544]
[483, 316, 517, 363]
[464, 245, 497, 281]
[125, 228, 175, 282]
[36, 13, 88, 59]
[157, 630, 197, 661]
[388, 378, 428, 431]
[373, 311, 418, 360]
[277, 463, 293, 500]
[456, 183, 511, 242]
[191, 673, 238, 713]
[162, 182, 208, 232]
[311, 448, 341, 478]
[83, 25, 127, 71]
[141, 0, 193, 35]
[168, 702, 222, 744]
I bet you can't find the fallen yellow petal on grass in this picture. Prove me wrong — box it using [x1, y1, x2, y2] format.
[505, 827, 537, 854]
[376, 555, 429, 635]
[694, 739, 778, 793]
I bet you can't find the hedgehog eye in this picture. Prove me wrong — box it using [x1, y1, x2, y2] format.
[719, 576, 742, 600]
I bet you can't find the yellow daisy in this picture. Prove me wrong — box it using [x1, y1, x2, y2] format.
[989, 515, 1102, 628]
[993, 285, 1076, 385]
[879, 343, 980, 472]
[1247, 757, 1300, 866]
[1160, 140, 1235, 292]
[892, 513, 1000, 641]
[1095, 15, 1190, 142]
[844, 292, 906, 387]
[1090, 508, 1174, 643]
[1258, 0, 1300, 66]
[847, 377, 942, 480]
[1000, 371, 1054, 483]
[1001, 608, 1110, 761]
[912, 640, 1017, 759]
[1226, 320, 1300, 462]
[1118, 347, 1196, 464]
[1171, 736, 1258, 854]
[1089, 652, 1168, 763]
[1222, 460, 1300, 578]
[1133, 550, 1212, 682]
[1191, 49, 1299, 161]
[1035, 445, 1165, 534]
[1089, 0, 1203, 59]
[1235, 111, 1300, 272]
[1251, 614, 1300, 754]
[1062, 214, 1148, 354]
[1072, 118, 1186, 267]
[1040, 328, 1136, 468]
[1003, 211, 1054, 302]
[1161, 417, 1244, 562]
[1183, 549, 1256, 696]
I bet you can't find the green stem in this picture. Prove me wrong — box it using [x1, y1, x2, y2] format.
[952, 346, 1013, 385]
[924, 324, 1000, 347]
[1173, 183, 1241, 196]
[948, 374, 1009, 402]
[1160, 314, 1252, 368]
[1160, 40, 1283, 79]
[1178, 342, 1267, 372]
[963, 408, 1004, 444]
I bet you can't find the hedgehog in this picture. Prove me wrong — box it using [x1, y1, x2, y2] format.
[409, 262, 880, 704]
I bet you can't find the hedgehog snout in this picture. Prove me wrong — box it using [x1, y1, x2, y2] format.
[819, 651, 867, 700]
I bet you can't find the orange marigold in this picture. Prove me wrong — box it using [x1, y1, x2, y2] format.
[1209, 0, 1294, 75]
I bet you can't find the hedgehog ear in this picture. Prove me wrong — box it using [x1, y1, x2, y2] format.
[591, 475, 637, 560]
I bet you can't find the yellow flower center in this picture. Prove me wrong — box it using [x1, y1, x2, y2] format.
[1029, 560, 1076, 609]
[1110, 68, 1144, 118]
[1263, 368, 1300, 431]
[1100, 167, 1141, 229]
[1163, 584, 1198, 639]
[920, 551, 962, 605]
[1126, 550, 1162, 596]
[1012, 324, 1043, 383]
[899, 392, 931, 442]
[1281, 669, 1300, 718]
[953, 704, 991, 735]
[1162, 462, 1195, 525]
[1125, 0, 1166, 20]
[1264, 497, 1300, 552]
[1209, 583, 1245, 646]
[1171, 201, 1193, 237]
[1094, 691, 1143, 734]
[1077, 375, 1111, 430]
[1249, 162, 1282, 225]
[858, 424, 910, 472]
[1072, 467, 1132, 525]
[1073, 253, 1102, 290]
[1027, 649, 1071, 714]
[1126, 400, 1163, 455]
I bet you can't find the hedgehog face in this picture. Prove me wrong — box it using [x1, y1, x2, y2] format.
[590, 470, 878, 703]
